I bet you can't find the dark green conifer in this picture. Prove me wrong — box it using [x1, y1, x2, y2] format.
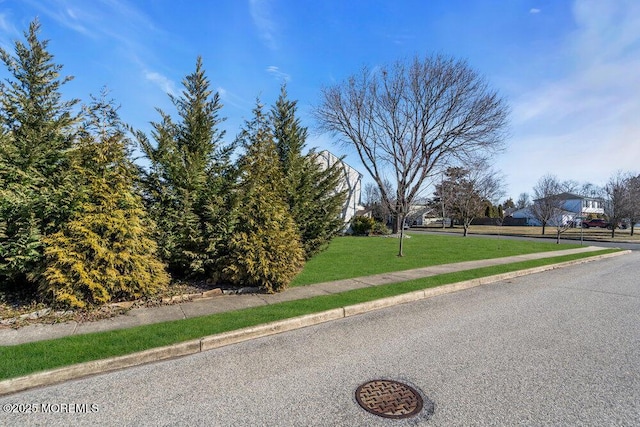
[224, 101, 304, 292]
[0, 19, 79, 290]
[270, 85, 345, 259]
[135, 57, 234, 278]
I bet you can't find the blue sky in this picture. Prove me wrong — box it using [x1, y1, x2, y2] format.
[1, 0, 638, 201]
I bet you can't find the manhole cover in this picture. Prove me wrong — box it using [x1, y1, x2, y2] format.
[355, 379, 423, 419]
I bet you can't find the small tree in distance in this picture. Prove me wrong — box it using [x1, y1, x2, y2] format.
[626, 174, 640, 236]
[516, 193, 530, 210]
[549, 207, 573, 244]
[604, 171, 631, 238]
[531, 175, 563, 235]
[434, 162, 504, 236]
[503, 198, 516, 210]
[316, 54, 509, 256]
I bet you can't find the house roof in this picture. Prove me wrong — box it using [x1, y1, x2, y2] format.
[534, 192, 603, 202]
[317, 150, 363, 179]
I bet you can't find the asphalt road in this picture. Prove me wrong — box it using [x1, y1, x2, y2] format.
[2, 252, 639, 426]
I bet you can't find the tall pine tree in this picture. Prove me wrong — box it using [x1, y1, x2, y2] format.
[224, 101, 304, 293]
[135, 56, 234, 278]
[270, 85, 345, 259]
[0, 19, 79, 291]
[40, 92, 169, 308]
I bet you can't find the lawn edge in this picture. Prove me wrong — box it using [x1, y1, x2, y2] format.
[0, 249, 630, 396]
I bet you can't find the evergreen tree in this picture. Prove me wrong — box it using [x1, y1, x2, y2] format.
[135, 56, 234, 278]
[40, 93, 169, 308]
[0, 19, 79, 291]
[270, 85, 344, 259]
[224, 101, 304, 293]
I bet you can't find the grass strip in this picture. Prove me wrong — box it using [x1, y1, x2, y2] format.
[0, 249, 619, 380]
[292, 234, 580, 286]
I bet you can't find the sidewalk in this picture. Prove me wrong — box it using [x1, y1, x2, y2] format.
[0, 246, 609, 346]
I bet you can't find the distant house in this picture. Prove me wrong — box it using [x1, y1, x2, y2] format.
[511, 192, 605, 226]
[405, 204, 434, 226]
[316, 150, 363, 225]
[550, 192, 605, 217]
[355, 207, 373, 218]
[510, 207, 541, 226]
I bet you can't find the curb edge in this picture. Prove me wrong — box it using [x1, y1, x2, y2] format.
[0, 249, 630, 396]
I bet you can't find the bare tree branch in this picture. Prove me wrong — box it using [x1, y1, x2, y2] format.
[315, 54, 509, 255]
[531, 174, 563, 236]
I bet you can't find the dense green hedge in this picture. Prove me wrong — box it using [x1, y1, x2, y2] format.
[0, 20, 344, 307]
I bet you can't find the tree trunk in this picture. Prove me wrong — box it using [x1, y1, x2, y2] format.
[556, 230, 560, 244]
[463, 224, 469, 236]
[391, 216, 399, 234]
[397, 213, 405, 257]
[631, 223, 635, 236]
[541, 223, 546, 235]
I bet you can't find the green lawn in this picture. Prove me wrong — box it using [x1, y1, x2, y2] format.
[419, 225, 640, 242]
[0, 248, 618, 381]
[292, 233, 578, 285]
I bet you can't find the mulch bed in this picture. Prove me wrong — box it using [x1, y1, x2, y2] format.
[0, 279, 230, 329]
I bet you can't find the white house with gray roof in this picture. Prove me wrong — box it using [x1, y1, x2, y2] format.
[316, 150, 363, 225]
[511, 192, 605, 226]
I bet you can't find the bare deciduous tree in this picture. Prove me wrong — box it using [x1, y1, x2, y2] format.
[531, 175, 576, 242]
[531, 174, 563, 235]
[315, 54, 509, 256]
[627, 174, 640, 236]
[363, 179, 393, 224]
[435, 162, 504, 237]
[560, 179, 580, 194]
[578, 182, 603, 199]
[605, 172, 632, 238]
[549, 205, 574, 244]
[362, 182, 379, 207]
[516, 192, 530, 210]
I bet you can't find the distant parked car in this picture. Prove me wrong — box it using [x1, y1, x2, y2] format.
[582, 218, 609, 228]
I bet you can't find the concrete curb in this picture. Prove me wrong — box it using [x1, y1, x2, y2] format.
[200, 309, 346, 351]
[0, 249, 630, 396]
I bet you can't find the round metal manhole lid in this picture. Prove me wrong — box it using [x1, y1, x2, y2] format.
[355, 379, 423, 419]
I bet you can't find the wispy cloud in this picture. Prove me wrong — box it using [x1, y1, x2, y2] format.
[514, 0, 640, 127]
[529, 8, 541, 14]
[0, 12, 20, 49]
[0, 12, 19, 36]
[507, 0, 640, 189]
[23, 0, 159, 46]
[21, 0, 175, 98]
[144, 71, 177, 96]
[249, 0, 278, 50]
[23, 0, 97, 37]
[266, 66, 290, 82]
[217, 86, 250, 110]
